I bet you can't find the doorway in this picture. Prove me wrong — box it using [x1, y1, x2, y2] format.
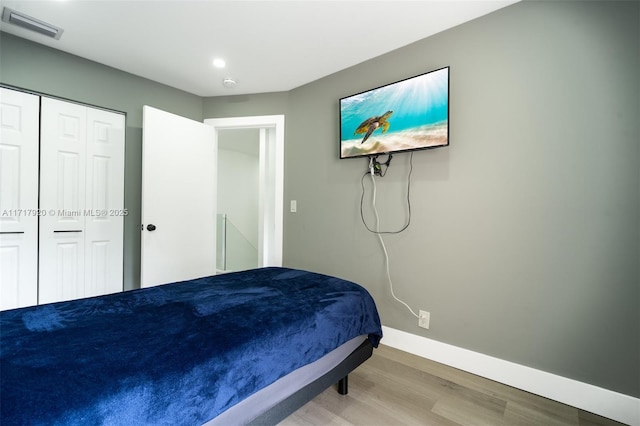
[204, 115, 284, 272]
[216, 128, 259, 272]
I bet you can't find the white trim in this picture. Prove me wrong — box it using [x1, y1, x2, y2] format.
[381, 326, 639, 426]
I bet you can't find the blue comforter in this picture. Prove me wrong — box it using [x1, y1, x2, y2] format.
[0, 267, 382, 425]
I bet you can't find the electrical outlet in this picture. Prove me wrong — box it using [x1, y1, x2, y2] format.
[418, 310, 430, 329]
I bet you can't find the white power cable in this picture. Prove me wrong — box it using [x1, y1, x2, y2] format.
[370, 171, 420, 319]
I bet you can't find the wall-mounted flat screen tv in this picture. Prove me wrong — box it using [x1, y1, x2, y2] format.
[339, 66, 449, 159]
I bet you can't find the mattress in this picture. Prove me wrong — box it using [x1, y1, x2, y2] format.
[1, 267, 382, 425]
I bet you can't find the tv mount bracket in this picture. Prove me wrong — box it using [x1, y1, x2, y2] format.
[368, 154, 393, 176]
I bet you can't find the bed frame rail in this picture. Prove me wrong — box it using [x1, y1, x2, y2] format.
[247, 339, 374, 425]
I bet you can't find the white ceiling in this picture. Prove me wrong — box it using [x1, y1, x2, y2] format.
[0, 0, 518, 97]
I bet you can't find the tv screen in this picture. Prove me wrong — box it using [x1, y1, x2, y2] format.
[339, 66, 449, 159]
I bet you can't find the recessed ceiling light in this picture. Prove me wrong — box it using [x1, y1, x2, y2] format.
[212, 58, 226, 68]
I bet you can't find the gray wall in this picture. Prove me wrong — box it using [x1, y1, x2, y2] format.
[210, 1, 640, 397]
[0, 32, 203, 290]
[1, 0, 638, 398]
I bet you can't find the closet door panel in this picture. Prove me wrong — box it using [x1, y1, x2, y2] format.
[39, 98, 87, 304]
[0, 88, 39, 310]
[85, 108, 124, 297]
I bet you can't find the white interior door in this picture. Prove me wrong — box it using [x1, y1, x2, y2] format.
[0, 88, 39, 310]
[141, 106, 216, 287]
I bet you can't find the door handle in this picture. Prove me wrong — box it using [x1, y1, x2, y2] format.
[54, 230, 83, 233]
[146, 224, 157, 231]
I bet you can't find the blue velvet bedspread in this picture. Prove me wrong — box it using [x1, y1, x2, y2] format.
[0, 267, 382, 426]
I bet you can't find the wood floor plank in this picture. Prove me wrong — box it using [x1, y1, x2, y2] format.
[279, 400, 354, 426]
[309, 385, 404, 425]
[578, 410, 629, 426]
[433, 396, 504, 426]
[357, 352, 449, 403]
[345, 370, 455, 426]
[503, 400, 579, 426]
[279, 344, 626, 426]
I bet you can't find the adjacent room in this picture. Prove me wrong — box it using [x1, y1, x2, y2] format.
[0, 1, 638, 425]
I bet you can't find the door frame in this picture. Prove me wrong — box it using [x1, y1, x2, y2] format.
[204, 115, 284, 268]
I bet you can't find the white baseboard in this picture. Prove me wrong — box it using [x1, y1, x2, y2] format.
[380, 326, 639, 426]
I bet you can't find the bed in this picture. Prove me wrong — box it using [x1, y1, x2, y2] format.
[0, 267, 382, 425]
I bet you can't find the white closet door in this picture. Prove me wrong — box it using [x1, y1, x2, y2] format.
[84, 107, 125, 297]
[0, 88, 39, 310]
[39, 98, 87, 304]
[39, 98, 125, 304]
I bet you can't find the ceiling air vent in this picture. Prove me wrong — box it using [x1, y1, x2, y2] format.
[1, 7, 63, 40]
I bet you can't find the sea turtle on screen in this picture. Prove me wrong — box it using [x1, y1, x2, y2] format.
[354, 110, 393, 144]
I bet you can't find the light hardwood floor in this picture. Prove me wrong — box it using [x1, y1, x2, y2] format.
[279, 344, 626, 426]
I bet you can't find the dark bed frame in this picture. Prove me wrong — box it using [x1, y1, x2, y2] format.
[247, 339, 374, 425]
